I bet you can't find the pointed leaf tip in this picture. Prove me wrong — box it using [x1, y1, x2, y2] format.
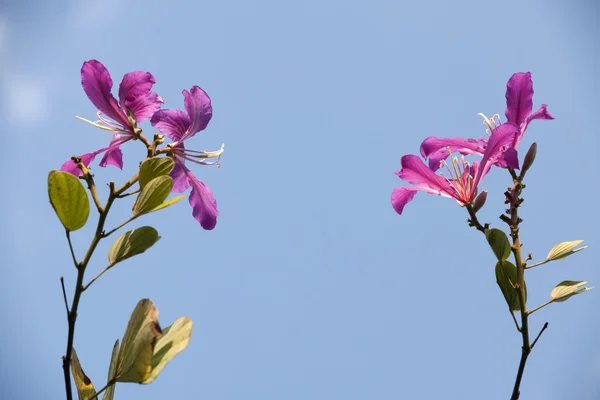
[144, 316, 193, 383]
[486, 228, 512, 262]
[546, 240, 587, 262]
[48, 170, 90, 232]
[550, 280, 594, 302]
[102, 340, 120, 400]
[495, 261, 526, 311]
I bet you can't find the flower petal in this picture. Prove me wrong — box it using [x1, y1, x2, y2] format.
[99, 147, 124, 169]
[170, 159, 191, 193]
[502, 148, 520, 170]
[473, 123, 518, 186]
[391, 187, 418, 215]
[396, 155, 454, 195]
[526, 104, 554, 124]
[118, 71, 156, 103]
[182, 86, 213, 141]
[420, 136, 483, 170]
[151, 109, 191, 142]
[505, 72, 533, 126]
[126, 91, 164, 122]
[187, 169, 218, 230]
[60, 152, 97, 176]
[81, 60, 128, 127]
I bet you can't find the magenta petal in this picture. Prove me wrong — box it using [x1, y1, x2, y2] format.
[60, 152, 97, 176]
[170, 161, 191, 193]
[397, 155, 454, 195]
[391, 187, 418, 215]
[505, 72, 533, 126]
[151, 109, 191, 141]
[526, 104, 554, 124]
[99, 147, 124, 169]
[118, 71, 156, 103]
[188, 172, 218, 230]
[127, 91, 164, 122]
[81, 60, 128, 127]
[473, 123, 519, 186]
[420, 136, 483, 170]
[182, 86, 213, 140]
[503, 148, 520, 169]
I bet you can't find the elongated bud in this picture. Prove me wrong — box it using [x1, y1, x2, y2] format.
[473, 190, 488, 213]
[522, 142, 537, 175]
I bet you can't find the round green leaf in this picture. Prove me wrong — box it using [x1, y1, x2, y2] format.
[139, 158, 175, 190]
[132, 176, 173, 216]
[48, 170, 90, 232]
[108, 227, 161, 266]
[486, 228, 512, 262]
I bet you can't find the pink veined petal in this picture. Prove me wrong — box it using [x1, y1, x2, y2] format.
[170, 158, 191, 193]
[396, 155, 455, 196]
[81, 60, 129, 127]
[505, 72, 533, 126]
[118, 71, 156, 103]
[473, 123, 519, 187]
[391, 187, 419, 215]
[420, 136, 484, 170]
[60, 152, 98, 176]
[99, 147, 124, 169]
[126, 91, 164, 122]
[151, 109, 191, 141]
[182, 86, 213, 141]
[514, 104, 555, 147]
[185, 168, 218, 230]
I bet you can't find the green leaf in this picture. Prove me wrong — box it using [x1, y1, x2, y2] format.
[102, 340, 119, 400]
[550, 280, 594, 302]
[71, 348, 97, 400]
[48, 171, 90, 232]
[486, 228, 512, 261]
[139, 158, 174, 190]
[144, 317, 193, 383]
[495, 261, 526, 311]
[149, 195, 186, 213]
[132, 176, 173, 216]
[116, 299, 162, 383]
[107, 227, 161, 266]
[546, 240, 587, 262]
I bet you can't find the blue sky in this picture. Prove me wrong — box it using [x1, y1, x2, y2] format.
[1, 0, 598, 399]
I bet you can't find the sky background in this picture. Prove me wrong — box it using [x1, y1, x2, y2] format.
[1, 0, 598, 399]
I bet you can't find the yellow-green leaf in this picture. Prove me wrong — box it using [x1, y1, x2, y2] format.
[108, 227, 161, 266]
[495, 261, 526, 311]
[150, 195, 186, 213]
[486, 228, 512, 262]
[550, 280, 594, 302]
[144, 317, 193, 383]
[132, 176, 173, 216]
[71, 348, 97, 400]
[102, 340, 119, 400]
[116, 299, 162, 383]
[139, 158, 174, 190]
[48, 170, 90, 232]
[546, 240, 587, 262]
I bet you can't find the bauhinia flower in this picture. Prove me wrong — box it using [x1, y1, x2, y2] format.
[151, 86, 224, 230]
[391, 123, 517, 215]
[420, 72, 554, 171]
[61, 60, 163, 175]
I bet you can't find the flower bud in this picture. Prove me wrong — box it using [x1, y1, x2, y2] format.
[521, 142, 537, 176]
[473, 190, 488, 213]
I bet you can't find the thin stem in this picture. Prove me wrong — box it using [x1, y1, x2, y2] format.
[527, 299, 554, 315]
[66, 231, 78, 268]
[465, 203, 488, 233]
[80, 173, 103, 213]
[88, 378, 116, 400]
[510, 310, 521, 332]
[102, 216, 137, 238]
[116, 188, 141, 198]
[60, 277, 70, 316]
[525, 260, 548, 270]
[531, 322, 549, 349]
[82, 264, 114, 292]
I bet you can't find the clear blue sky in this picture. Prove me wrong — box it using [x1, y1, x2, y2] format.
[1, 0, 598, 399]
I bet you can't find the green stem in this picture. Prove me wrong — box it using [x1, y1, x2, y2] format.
[102, 216, 137, 239]
[527, 300, 554, 315]
[524, 260, 548, 270]
[82, 264, 114, 292]
[88, 378, 116, 400]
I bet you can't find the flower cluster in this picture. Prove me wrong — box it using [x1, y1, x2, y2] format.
[62, 60, 223, 230]
[391, 72, 554, 215]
